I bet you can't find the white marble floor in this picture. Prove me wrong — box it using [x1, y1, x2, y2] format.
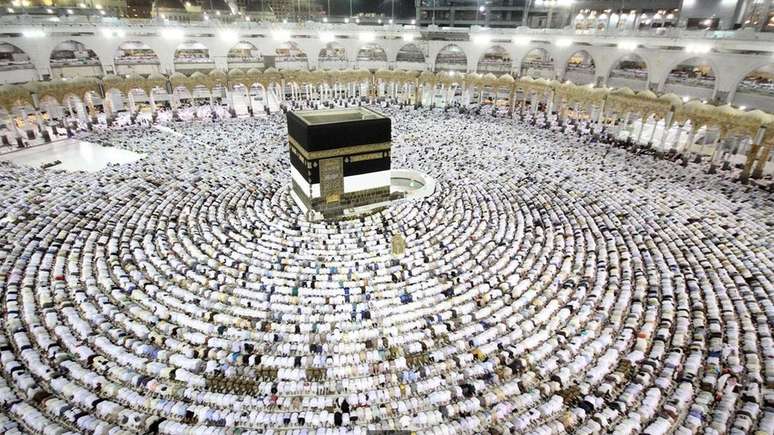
[0, 139, 144, 172]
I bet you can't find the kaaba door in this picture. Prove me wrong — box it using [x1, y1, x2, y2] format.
[319, 157, 344, 204]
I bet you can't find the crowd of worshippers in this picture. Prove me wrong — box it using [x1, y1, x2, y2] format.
[0, 102, 772, 434]
[4, 97, 771, 193]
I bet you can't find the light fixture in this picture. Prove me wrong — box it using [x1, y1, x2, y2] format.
[216, 10, 220, 16]
[739, 105, 746, 110]
[402, 33, 415, 42]
[344, 18, 349, 23]
[79, 2, 85, 7]
[6, 7, 14, 12]
[685, 43, 711, 54]
[323, 17, 327, 22]
[273, 29, 290, 42]
[555, 38, 572, 47]
[161, 28, 184, 40]
[618, 41, 637, 50]
[355, 18, 360, 23]
[472, 34, 491, 45]
[377, 19, 382, 24]
[66, 9, 73, 14]
[512, 36, 530, 45]
[22, 29, 46, 38]
[46, 8, 52, 13]
[245, 16, 250, 21]
[319, 31, 334, 43]
[220, 29, 238, 42]
[95, 4, 102, 9]
[203, 14, 209, 21]
[359, 32, 374, 42]
[410, 19, 416, 25]
[99, 10, 105, 15]
[388, 19, 393, 24]
[479, 5, 485, 12]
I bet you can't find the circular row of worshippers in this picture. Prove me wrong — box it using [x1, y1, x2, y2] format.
[0, 106, 772, 434]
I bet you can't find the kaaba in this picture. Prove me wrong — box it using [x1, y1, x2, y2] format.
[287, 108, 392, 218]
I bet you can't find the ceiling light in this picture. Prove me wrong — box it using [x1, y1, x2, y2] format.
[472, 34, 491, 45]
[273, 29, 290, 41]
[161, 28, 184, 39]
[23, 29, 46, 38]
[685, 43, 711, 54]
[220, 29, 238, 42]
[512, 36, 530, 45]
[359, 32, 374, 42]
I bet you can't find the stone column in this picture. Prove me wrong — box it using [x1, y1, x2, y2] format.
[708, 134, 724, 174]
[660, 111, 675, 150]
[740, 143, 761, 183]
[752, 142, 772, 179]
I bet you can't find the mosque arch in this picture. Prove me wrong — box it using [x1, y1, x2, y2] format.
[227, 41, 263, 68]
[49, 40, 102, 78]
[435, 44, 468, 73]
[174, 41, 214, 73]
[519, 48, 554, 79]
[114, 41, 160, 75]
[664, 57, 717, 101]
[275, 42, 308, 70]
[563, 49, 596, 85]
[318, 42, 347, 69]
[607, 53, 649, 90]
[356, 43, 388, 70]
[0, 42, 36, 83]
[732, 63, 774, 112]
[477, 45, 512, 75]
[395, 43, 426, 65]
